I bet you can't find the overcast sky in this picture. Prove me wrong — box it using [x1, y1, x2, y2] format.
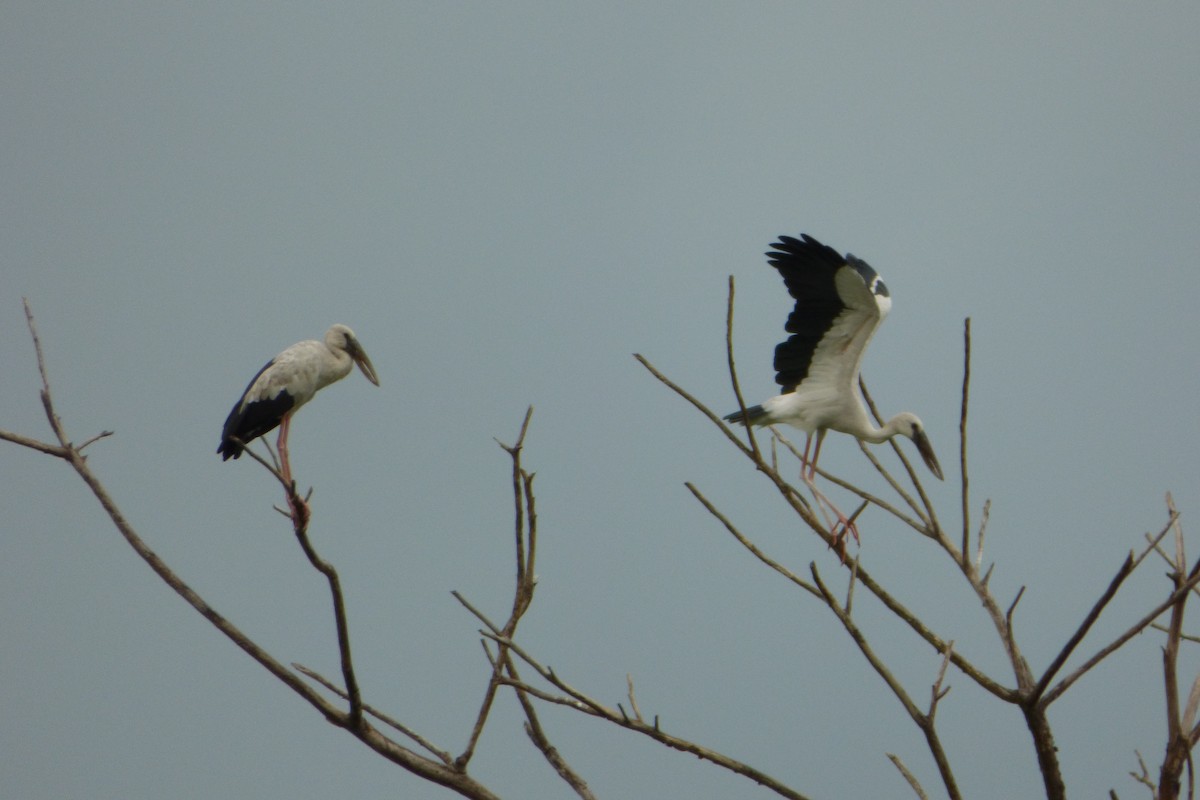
[3, 3, 1198, 799]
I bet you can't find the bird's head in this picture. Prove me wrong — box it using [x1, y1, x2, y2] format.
[892, 412, 943, 481]
[326, 324, 381, 387]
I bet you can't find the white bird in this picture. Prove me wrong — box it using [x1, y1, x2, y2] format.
[724, 234, 942, 542]
[218, 325, 380, 484]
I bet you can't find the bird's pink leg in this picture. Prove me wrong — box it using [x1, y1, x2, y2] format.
[277, 414, 308, 523]
[800, 430, 860, 552]
[277, 414, 293, 486]
[801, 432, 816, 483]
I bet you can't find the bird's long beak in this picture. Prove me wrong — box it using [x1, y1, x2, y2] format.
[912, 429, 944, 481]
[347, 338, 380, 387]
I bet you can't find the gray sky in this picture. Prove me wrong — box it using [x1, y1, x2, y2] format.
[3, 3, 1198, 798]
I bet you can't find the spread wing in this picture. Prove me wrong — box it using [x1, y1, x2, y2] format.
[767, 234, 891, 397]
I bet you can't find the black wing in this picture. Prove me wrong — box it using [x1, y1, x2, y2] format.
[768, 234, 850, 391]
[767, 234, 887, 393]
[217, 359, 296, 460]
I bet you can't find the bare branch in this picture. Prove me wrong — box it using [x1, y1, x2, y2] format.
[231, 437, 292, 493]
[1006, 587, 1026, 660]
[626, 674, 645, 724]
[76, 430, 114, 451]
[455, 419, 594, 796]
[292, 662, 454, 765]
[1131, 750, 1156, 792]
[959, 318, 972, 565]
[930, 642, 955, 719]
[1041, 516, 1190, 706]
[459, 409, 541, 769]
[685, 482, 820, 597]
[0, 428, 69, 457]
[887, 753, 931, 800]
[1183, 676, 1200, 737]
[975, 499, 991, 568]
[520, 709, 596, 800]
[724, 275, 764, 463]
[1044, 568, 1200, 706]
[1152, 624, 1200, 646]
[845, 558, 859, 618]
[809, 565, 920, 720]
[1159, 493, 1194, 799]
[285, 482, 363, 726]
[859, 379, 941, 533]
[1032, 553, 1137, 703]
[634, 353, 755, 461]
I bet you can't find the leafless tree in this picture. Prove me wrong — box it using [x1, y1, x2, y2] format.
[3, 294, 1197, 799]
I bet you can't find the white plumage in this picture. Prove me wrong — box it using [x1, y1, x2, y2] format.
[218, 324, 379, 466]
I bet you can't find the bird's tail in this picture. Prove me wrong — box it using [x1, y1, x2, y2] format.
[216, 438, 244, 460]
[723, 405, 768, 426]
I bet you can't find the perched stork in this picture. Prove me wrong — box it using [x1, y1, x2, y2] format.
[724, 234, 942, 543]
[218, 324, 380, 486]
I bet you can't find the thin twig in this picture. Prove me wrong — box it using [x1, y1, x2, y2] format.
[493, 675, 592, 710]
[1038, 516, 1184, 705]
[626, 674, 645, 723]
[634, 353, 829, 543]
[860, 380, 941, 534]
[634, 354, 755, 461]
[1131, 750, 1156, 791]
[975, 499, 991, 568]
[930, 641, 955, 719]
[456, 423, 595, 798]
[887, 753, 931, 800]
[287, 483, 363, 726]
[518, 690, 596, 800]
[500, 639, 596, 800]
[1006, 587, 1026, 658]
[959, 318, 972, 566]
[0, 428, 69, 457]
[851, 415, 928, 524]
[724, 275, 763, 463]
[1044, 567, 1200, 706]
[1159, 493, 1193, 799]
[292, 662, 453, 765]
[1151, 624, 1200, 646]
[685, 483, 820, 597]
[809, 566, 919, 719]
[76, 430, 115, 451]
[845, 558, 859, 618]
[459, 408, 540, 769]
[1031, 552, 1137, 703]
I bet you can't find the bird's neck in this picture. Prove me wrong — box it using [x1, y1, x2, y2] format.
[858, 417, 902, 444]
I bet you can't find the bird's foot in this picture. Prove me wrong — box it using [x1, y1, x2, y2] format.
[828, 517, 860, 562]
[805, 479, 861, 559]
[286, 491, 310, 527]
[831, 516, 861, 546]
